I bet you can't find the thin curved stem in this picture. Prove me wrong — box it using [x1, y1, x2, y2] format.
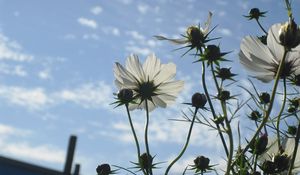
[201, 61, 229, 156]
[164, 108, 198, 175]
[125, 104, 146, 175]
[255, 19, 268, 35]
[276, 77, 287, 147]
[233, 49, 288, 165]
[144, 100, 152, 175]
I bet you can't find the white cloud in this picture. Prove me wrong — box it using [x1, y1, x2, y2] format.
[55, 81, 113, 109]
[90, 6, 103, 15]
[0, 86, 51, 110]
[102, 26, 120, 36]
[0, 34, 33, 62]
[126, 30, 145, 41]
[218, 28, 232, 36]
[0, 63, 27, 77]
[83, 33, 100, 40]
[77, 17, 98, 29]
[125, 45, 151, 56]
[38, 68, 52, 80]
[2, 142, 65, 164]
[137, 4, 149, 14]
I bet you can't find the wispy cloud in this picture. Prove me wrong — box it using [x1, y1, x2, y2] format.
[77, 17, 98, 29]
[0, 63, 27, 77]
[137, 4, 149, 14]
[90, 6, 103, 15]
[0, 34, 33, 62]
[217, 28, 232, 36]
[0, 86, 51, 110]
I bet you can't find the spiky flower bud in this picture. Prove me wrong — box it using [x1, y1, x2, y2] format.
[245, 8, 267, 20]
[192, 93, 207, 109]
[249, 110, 262, 121]
[259, 92, 270, 104]
[118, 89, 134, 104]
[139, 153, 153, 173]
[279, 18, 300, 49]
[273, 153, 290, 172]
[187, 26, 204, 48]
[215, 67, 236, 81]
[96, 164, 112, 175]
[250, 134, 268, 155]
[193, 156, 210, 172]
[217, 90, 231, 101]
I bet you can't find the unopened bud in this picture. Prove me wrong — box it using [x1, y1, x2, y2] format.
[96, 164, 112, 175]
[194, 156, 210, 172]
[118, 89, 134, 103]
[259, 92, 270, 104]
[279, 18, 300, 49]
[192, 93, 207, 109]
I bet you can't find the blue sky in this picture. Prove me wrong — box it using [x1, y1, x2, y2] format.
[0, 0, 299, 174]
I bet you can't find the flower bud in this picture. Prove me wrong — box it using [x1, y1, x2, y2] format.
[205, 45, 221, 62]
[249, 110, 262, 121]
[96, 164, 112, 175]
[117, 89, 134, 103]
[288, 106, 296, 113]
[193, 156, 210, 172]
[279, 18, 300, 49]
[273, 153, 290, 172]
[247, 8, 266, 20]
[187, 26, 204, 48]
[261, 161, 276, 174]
[192, 93, 207, 109]
[250, 134, 268, 155]
[217, 90, 230, 101]
[139, 153, 153, 172]
[287, 125, 297, 136]
[259, 92, 270, 104]
[216, 67, 236, 81]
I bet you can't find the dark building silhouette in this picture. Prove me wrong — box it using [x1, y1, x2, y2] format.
[0, 135, 80, 175]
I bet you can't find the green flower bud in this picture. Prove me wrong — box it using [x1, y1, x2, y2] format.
[249, 110, 262, 121]
[192, 93, 207, 109]
[279, 18, 300, 49]
[245, 8, 267, 20]
[96, 164, 112, 175]
[259, 92, 270, 104]
[261, 161, 276, 174]
[193, 156, 210, 172]
[250, 134, 268, 155]
[217, 90, 231, 101]
[139, 153, 153, 173]
[287, 125, 297, 136]
[187, 26, 204, 48]
[273, 153, 290, 172]
[215, 67, 236, 81]
[118, 88, 134, 104]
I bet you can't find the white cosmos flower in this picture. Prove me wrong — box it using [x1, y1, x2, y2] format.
[259, 138, 300, 174]
[239, 23, 300, 83]
[114, 53, 184, 111]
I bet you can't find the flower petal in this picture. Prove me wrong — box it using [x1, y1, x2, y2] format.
[267, 23, 285, 62]
[126, 54, 145, 82]
[143, 53, 161, 80]
[154, 63, 176, 84]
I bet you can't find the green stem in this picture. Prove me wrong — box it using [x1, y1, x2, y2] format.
[255, 19, 268, 35]
[125, 105, 146, 175]
[233, 49, 288, 165]
[288, 116, 300, 175]
[144, 100, 152, 175]
[222, 101, 234, 175]
[276, 77, 287, 147]
[202, 61, 229, 156]
[164, 108, 198, 175]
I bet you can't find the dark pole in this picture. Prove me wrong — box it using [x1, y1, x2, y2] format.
[73, 164, 80, 175]
[64, 135, 77, 175]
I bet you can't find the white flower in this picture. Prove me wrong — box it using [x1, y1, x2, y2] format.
[114, 53, 184, 111]
[259, 138, 300, 174]
[239, 23, 300, 83]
